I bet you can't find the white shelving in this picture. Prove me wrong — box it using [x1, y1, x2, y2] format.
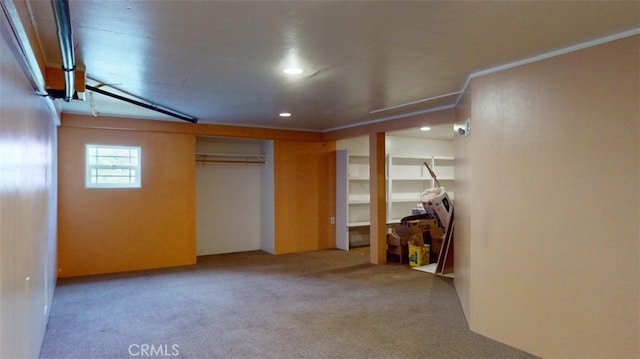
[387, 155, 455, 224]
[336, 134, 455, 250]
[336, 151, 371, 249]
[346, 155, 370, 223]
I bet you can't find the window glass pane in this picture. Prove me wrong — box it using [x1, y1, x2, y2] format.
[87, 153, 97, 165]
[97, 148, 128, 157]
[86, 145, 141, 188]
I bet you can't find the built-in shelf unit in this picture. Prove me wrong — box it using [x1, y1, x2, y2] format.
[336, 130, 455, 249]
[387, 155, 455, 223]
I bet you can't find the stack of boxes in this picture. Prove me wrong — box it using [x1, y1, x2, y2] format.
[387, 188, 453, 266]
[386, 217, 445, 264]
[386, 225, 416, 263]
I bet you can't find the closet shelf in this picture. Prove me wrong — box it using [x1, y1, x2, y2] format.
[195, 152, 266, 165]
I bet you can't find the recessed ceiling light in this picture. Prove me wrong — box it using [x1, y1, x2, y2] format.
[279, 112, 292, 117]
[420, 126, 431, 131]
[283, 67, 304, 75]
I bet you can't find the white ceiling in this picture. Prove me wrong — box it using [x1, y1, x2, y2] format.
[26, 1, 640, 132]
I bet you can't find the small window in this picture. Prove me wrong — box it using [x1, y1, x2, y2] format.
[86, 144, 141, 188]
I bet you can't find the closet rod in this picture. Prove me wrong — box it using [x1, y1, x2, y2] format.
[195, 152, 265, 158]
[196, 159, 265, 164]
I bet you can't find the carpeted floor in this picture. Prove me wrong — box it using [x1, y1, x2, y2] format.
[40, 250, 536, 359]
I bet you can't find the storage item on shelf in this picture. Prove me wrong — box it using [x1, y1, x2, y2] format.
[402, 206, 454, 274]
[387, 224, 422, 264]
[401, 213, 440, 235]
[386, 230, 408, 263]
[337, 147, 455, 251]
[401, 215, 437, 230]
[421, 186, 453, 229]
[407, 230, 430, 267]
[386, 155, 455, 224]
[400, 214, 439, 263]
[409, 242, 430, 267]
[411, 202, 426, 215]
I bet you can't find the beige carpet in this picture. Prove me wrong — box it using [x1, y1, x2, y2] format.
[40, 249, 536, 359]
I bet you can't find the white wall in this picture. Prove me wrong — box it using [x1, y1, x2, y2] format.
[337, 135, 368, 155]
[260, 141, 275, 254]
[386, 136, 453, 158]
[337, 133, 454, 159]
[195, 138, 265, 255]
[0, 21, 58, 358]
[454, 36, 639, 358]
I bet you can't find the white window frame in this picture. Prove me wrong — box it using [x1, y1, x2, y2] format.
[85, 144, 141, 188]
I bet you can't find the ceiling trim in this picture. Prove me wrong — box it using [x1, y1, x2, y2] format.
[323, 27, 640, 135]
[369, 91, 463, 114]
[323, 103, 456, 133]
[455, 27, 640, 106]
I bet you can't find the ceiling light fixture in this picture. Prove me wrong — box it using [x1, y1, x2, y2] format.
[283, 67, 304, 75]
[279, 112, 292, 117]
[420, 126, 431, 131]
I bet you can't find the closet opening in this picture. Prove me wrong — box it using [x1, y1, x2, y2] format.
[195, 137, 275, 257]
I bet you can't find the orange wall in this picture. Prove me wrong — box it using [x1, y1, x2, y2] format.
[274, 139, 336, 253]
[57, 115, 337, 275]
[62, 113, 324, 142]
[57, 126, 196, 277]
[454, 36, 639, 358]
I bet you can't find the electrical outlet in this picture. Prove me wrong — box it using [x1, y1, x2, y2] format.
[330, 216, 335, 224]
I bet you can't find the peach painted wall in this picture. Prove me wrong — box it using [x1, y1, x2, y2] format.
[57, 126, 196, 277]
[454, 36, 639, 358]
[273, 140, 336, 254]
[453, 89, 471, 321]
[57, 115, 336, 274]
[0, 27, 58, 358]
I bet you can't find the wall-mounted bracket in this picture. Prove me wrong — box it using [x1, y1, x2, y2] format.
[457, 118, 471, 137]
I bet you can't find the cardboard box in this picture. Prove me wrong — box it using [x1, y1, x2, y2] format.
[430, 226, 445, 239]
[430, 234, 444, 263]
[421, 187, 453, 229]
[391, 225, 422, 244]
[404, 218, 438, 232]
[387, 226, 424, 264]
[387, 231, 409, 263]
[409, 243, 430, 267]
[386, 243, 409, 263]
[387, 230, 407, 246]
